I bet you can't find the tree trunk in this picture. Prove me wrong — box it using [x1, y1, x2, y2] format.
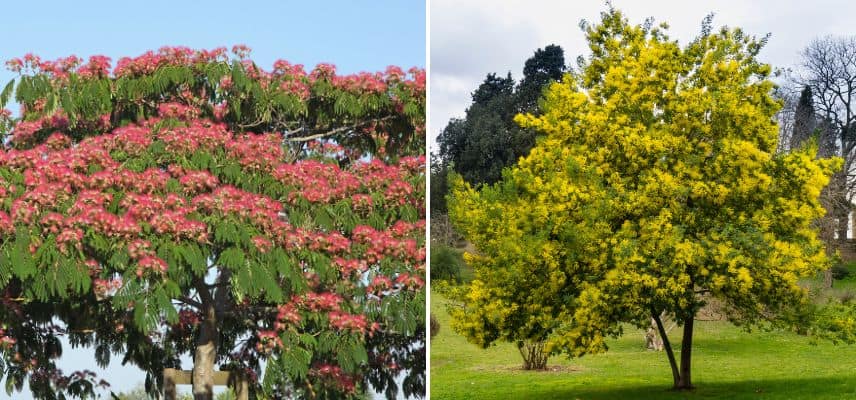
[192, 301, 218, 400]
[652, 311, 679, 385]
[834, 174, 849, 247]
[676, 315, 694, 390]
[837, 210, 849, 247]
[653, 310, 696, 390]
[825, 268, 834, 289]
[646, 316, 665, 351]
[517, 340, 548, 370]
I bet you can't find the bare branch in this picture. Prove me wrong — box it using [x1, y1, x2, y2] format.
[286, 116, 397, 142]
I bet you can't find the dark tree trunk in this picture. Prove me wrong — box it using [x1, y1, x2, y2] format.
[653, 310, 695, 390]
[837, 208, 849, 248]
[834, 174, 850, 247]
[652, 311, 679, 385]
[676, 315, 694, 390]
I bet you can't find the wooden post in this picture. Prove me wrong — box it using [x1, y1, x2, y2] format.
[163, 368, 249, 400]
[229, 369, 250, 400]
[164, 368, 177, 400]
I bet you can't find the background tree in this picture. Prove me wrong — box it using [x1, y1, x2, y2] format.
[515, 45, 566, 113]
[790, 86, 818, 150]
[782, 86, 841, 287]
[450, 8, 840, 390]
[434, 46, 566, 202]
[798, 36, 856, 246]
[0, 47, 425, 400]
[429, 151, 452, 217]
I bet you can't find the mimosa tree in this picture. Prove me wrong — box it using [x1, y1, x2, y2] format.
[0, 46, 425, 400]
[449, 9, 839, 389]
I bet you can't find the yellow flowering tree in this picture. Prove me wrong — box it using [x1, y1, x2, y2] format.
[449, 8, 840, 389]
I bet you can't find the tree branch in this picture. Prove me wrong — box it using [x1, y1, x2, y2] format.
[286, 115, 396, 142]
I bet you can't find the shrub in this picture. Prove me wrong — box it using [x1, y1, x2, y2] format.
[430, 245, 463, 282]
[430, 315, 440, 338]
[832, 263, 854, 280]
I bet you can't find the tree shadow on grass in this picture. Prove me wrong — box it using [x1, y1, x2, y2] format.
[520, 376, 856, 400]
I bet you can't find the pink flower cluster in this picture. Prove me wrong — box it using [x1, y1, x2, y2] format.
[390, 220, 425, 238]
[9, 114, 69, 146]
[110, 125, 153, 155]
[255, 330, 283, 354]
[113, 46, 228, 77]
[56, 228, 83, 254]
[93, 276, 123, 299]
[368, 276, 393, 296]
[0, 328, 17, 349]
[127, 239, 153, 259]
[327, 311, 367, 334]
[274, 160, 359, 203]
[332, 257, 368, 277]
[274, 303, 301, 330]
[272, 60, 306, 77]
[251, 236, 273, 253]
[136, 255, 168, 278]
[310, 63, 337, 81]
[297, 292, 342, 312]
[177, 169, 219, 195]
[157, 102, 200, 120]
[193, 186, 283, 230]
[279, 78, 311, 100]
[0, 212, 14, 235]
[395, 273, 425, 291]
[352, 225, 422, 263]
[226, 134, 284, 171]
[351, 194, 373, 213]
[77, 55, 112, 78]
[384, 180, 414, 205]
[119, 193, 207, 243]
[231, 45, 252, 59]
[5, 54, 113, 80]
[332, 72, 388, 94]
[6, 54, 78, 77]
[157, 121, 231, 154]
[310, 363, 356, 394]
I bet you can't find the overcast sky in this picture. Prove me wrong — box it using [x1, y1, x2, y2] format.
[429, 0, 856, 149]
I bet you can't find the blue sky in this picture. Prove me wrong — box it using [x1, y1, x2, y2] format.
[1, 0, 426, 93]
[0, 1, 424, 398]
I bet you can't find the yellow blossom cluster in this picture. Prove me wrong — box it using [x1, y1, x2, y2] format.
[447, 8, 841, 359]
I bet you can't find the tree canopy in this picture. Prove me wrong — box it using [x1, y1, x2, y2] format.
[432, 45, 566, 214]
[0, 46, 425, 400]
[449, 9, 839, 390]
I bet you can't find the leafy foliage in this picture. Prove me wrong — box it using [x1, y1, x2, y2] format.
[449, 8, 839, 389]
[433, 46, 565, 213]
[428, 245, 463, 283]
[0, 47, 425, 399]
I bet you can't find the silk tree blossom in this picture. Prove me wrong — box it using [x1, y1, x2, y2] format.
[136, 255, 168, 278]
[0, 47, 424, 400]
[311, 363, 357, 394]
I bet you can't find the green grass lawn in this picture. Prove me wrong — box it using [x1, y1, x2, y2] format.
[430, 288, 856, 399]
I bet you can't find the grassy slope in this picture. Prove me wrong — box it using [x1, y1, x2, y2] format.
[430, 277, 856, 400]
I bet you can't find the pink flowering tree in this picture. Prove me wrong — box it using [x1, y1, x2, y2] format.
[0, 46, 425, 400]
